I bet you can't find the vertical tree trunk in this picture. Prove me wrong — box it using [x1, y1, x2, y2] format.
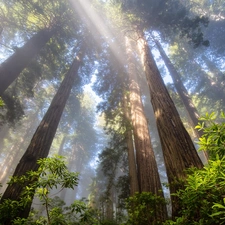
[126, 37, 167, 223]
[0, 27, 57, 95]
[136, 30, 203, 218]
[0, 109, 40, 188]
[193, 60, 225, 109]
[126, 129, 140, 196]
[60, 144, 78, 202]
[202, 55, 225, 84]
[123, 95, 140, 196]
[0, 135, 27, 185]
[0, 52, 83, 224]
[0, 125, 10, 154]
[58, 135, 67, 156]
[201, 55, 225, 106]
[106, 188, 114, 221]
[154, 38, 208, 164]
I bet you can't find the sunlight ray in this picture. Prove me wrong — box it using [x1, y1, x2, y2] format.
[69, 0, 126, 65]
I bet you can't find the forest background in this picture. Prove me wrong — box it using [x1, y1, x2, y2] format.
[0, 0, 225, 224]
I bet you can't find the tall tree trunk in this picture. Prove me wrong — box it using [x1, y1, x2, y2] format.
[60, 144, 78, 202]
[0, 109, 40, 188]
[106, 188, 114, 221]
[0, 125, 10, 154]
[154, 38, 208, 164]
[0, 27, 57, 96]
[0, 129, 29, 185]
[136, 30, 203, 218]
[58, 135, 67, 156]
[202, 55, 225, 84]
[0, 52, 83, 224]
[193, 60, 225, 109]
[123, 95, 140, 196]
[201, 55, 225, 106]
[126, 37, 167, 223]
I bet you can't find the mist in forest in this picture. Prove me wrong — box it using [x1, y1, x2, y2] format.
[0, 0, 225, 224]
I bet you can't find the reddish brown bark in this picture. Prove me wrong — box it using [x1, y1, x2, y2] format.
[0, 53, 82, 224]
[123, 95, 140, 196]
[137, 30, 203, 217]
[154, 38, 208, 164]
[126, 37, 167, 222]
[0, 27, 56, 95]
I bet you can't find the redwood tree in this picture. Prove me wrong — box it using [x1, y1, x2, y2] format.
[126, 37, 167, 222]
[0, 50, 83, 224]
[136, 30, 203, 217]
[153, 38, 208, 163]
[0, 27, 57, 96]
[123, 95, 140, 196]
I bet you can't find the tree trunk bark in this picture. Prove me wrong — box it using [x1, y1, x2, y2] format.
[123, 95, 140, 196]
[106, 188, 114, 221]
[154, 38, 208, 164]
[126, 37, 167, 223]
[136, 30, 203, 218]
[0, 52, 83, 224]
[0, 27, 56, 96]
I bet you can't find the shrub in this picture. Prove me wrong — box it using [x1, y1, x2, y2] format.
[125, 191, 166, 225]
[164, 112, 225, 225]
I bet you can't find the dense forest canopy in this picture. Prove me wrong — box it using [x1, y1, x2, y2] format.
[0, 0, 225, 224]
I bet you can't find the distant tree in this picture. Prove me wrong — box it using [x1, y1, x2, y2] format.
[192, 60, 225, 111]
[0, 123, 34, 186]
[202, 55, 225, 94]
[91, 38, 132, 222]
[167, 43, 225, 113]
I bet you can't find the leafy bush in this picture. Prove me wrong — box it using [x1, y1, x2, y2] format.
[124, 191, 166, 225]
[196, 111, 225, 160]
[0, 97, 4, 107]
[164, 112, 225, 225]
[0, 155, 100, 224]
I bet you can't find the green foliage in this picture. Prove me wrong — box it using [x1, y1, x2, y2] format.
[196, 111, 225, 160]
[164, 112, 225, 225]
[124, 192, 166, 225]
[0, 155, 80, 224]
[165, 158, 225, 224]
[0, 97, 4, 106]
[123, 112, 225, 225]
[0, 154, 102, 224]
[11, 198, 100, 225]
[211, 198, 225, 221]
